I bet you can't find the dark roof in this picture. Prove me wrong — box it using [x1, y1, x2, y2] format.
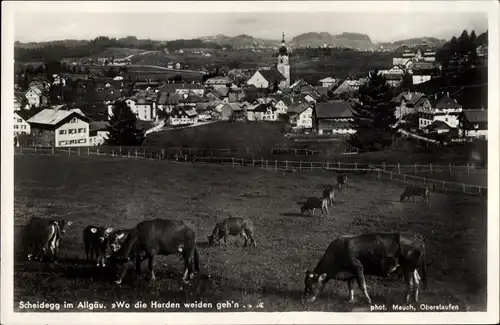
[315, 100, 353, 119]
[424, 120, 453, 131]
[315, 86, 329, 97]
[287, 102, 313, 115]
[318, 120, 353, 130]
[15, 110, 35, 121]
[430, 95, 462, 109]
[393, 91, 426, 107]
[462, 109, 488, 123]
[258, 69, 286, 83]
[89, 121, 110, 132]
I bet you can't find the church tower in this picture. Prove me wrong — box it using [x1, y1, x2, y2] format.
[277, 32, 291, 87]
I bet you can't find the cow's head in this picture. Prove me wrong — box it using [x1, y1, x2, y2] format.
[108, 231, 127, 254]
[302, 270, 327, 303]
[54, 220, 73, 235]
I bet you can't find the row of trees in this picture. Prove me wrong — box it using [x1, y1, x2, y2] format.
[435, 29, 488, 70]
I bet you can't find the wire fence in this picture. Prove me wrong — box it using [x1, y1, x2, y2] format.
[14, 146, 487, 197]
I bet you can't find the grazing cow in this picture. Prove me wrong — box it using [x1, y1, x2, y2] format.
[112, 219, 200, 285]
[300, 197, 329, 217]
[207, 217, 257, 247]
[303, 233, 427, 305]
[337, 174, 348, 189]
[83, 225, 113, 267]
[400, 186, 430, 203]
[322, 186, 335, 207]
[22, 217, 73, 262]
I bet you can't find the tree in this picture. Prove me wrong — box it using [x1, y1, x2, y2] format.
[105, 101, 146, 146]
[401, 73, 414, 91]
[348, 71, 396, 152]
[469, 30, 478, 66]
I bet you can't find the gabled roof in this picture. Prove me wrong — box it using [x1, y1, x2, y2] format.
[27, 87, 43, 96]
[424, 120, 453, 131]
[430, 94, 462, 110]
[315, 100, 353, 119]
[287, 102, 313, 115]
[462, 109, 488, 123]
[14, 110, 35, 121]
[257, 69, 286, 83]
[89, 121, 110, 132]
[28, 108, 88, 126]
[393, 91, 426, 107]
[319, 77, 336, 83]
[222, 102, 245, 112]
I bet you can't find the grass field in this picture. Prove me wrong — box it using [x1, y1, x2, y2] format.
[14, 154, 487, 312]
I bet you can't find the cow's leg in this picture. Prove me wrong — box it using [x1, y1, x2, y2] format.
[347, 278, 355, 302]
[135, 253, 145, 279]
[182, 249, 193, 283]
[312, 208, 316, 216]
[115, 261, 130, 285]
[403, 270, 415, 304]
[413, 270, 420, 303]
[147, 253, 156, 282]
[242, 232, 248, 247]
[223, 234, 228, 246]
[353, 260, 372, 304]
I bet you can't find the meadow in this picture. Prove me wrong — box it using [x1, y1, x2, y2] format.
[13, 154, 487, 312]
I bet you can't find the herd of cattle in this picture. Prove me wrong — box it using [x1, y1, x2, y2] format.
[20, 173, 431, 305]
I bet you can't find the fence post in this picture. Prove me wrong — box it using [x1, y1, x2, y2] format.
[414, 164, 417, 175]
[266, 160, 268, 168]
[261, 158, 264, 169]
[390, 172, 393, 180]
[300, 161, 302, 171]
[78, 148, 80, 156]
[275, 160, 277, 171]
[326, 162, 329, 170]
[377, 170, 380, 180]
[338, 162, 340, 170]
[52, 147, 55, 155]
[232, 157, 235, 167]
[112, 149, 115, 157]
[35, 146, 37, 153]
[143, 150, 146, 158]
[119, 146, 122, 157]
[355, 162, 358, 170]
[135, 150, 138, 158]
[449, 163, 452, 175]
[162, 149, 165, 160]
[285, 160, 288, 169]
[88, 147, 90, 156]
[467, 164, 470, 175]
[442, 181, 445, 190]
[462, 184, 466, 193]
[241, 158, 244, 167]
[403, 174, 406, 182]
[382, 162, 386, 171]
[252, 158, 255, 167]
[311, 162, 313, 171]
[429, 163, 433, 173]
[397, 163, 400, 174]
[96, 148, 99, 156]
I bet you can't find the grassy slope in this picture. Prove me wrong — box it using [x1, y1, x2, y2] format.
[14, 155, 487, 312]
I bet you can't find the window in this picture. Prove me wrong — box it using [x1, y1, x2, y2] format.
[70, 117, 78, 123]
[59, 130, 67, 135]
[78, 128, 86, 133]
[59, 141, 67, 146]
[14, 125, 18, 129]
[79, 139, 86, 143]
[21, 125, 26, 129]
[17, 118, 22, 123]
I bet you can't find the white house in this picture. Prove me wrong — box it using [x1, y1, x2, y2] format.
[392, 91, 427, 120]
[459, 109, 488, 139]
[273, 99, 289, 115]
[124, 98, 157, 122]
[174, 84, 205, 96]
[246, 69, 286, 89]
[314, 101, 356, 135]
[418, 93, 463, 130]
[287, 102, 314, 129]
[13, 111, 31, 136]
[28, 108, 90, 147]
[204, 77, 231, 89]
[25, 87, 43, 107]
[319, 77, 337, 88]
[412, 74, 432, 85]
[89, 121, 109, 146]
[169, 108, 199, 125]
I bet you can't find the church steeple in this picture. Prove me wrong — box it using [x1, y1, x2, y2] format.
[277, 32, 290, 87]
[278, 32, 288, 56]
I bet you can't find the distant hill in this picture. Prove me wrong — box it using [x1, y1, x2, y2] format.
[290, 32, 375, 49]
[199, 34, 279, 48]
[377, 37, 446, 50]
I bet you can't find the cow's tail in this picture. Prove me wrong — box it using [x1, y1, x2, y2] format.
[193, 245, 200, 272]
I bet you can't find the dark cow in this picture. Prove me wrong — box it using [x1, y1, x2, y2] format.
[322, 186, 335, 207]
[300, 197, 329, 217]
[207, 217, 257, 247]
[400, 186, 430, 203]
[337, 174, 348, 189]
[83, 225, 113, 267]
[22, 217, 73, 262]
[111, 219, 200, 285]
[303, 233, 427, 304]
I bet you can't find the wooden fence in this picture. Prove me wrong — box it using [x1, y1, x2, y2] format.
[14, 146, 487, 196]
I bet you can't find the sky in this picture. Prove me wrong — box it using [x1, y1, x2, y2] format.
[14, 11, 488, 43]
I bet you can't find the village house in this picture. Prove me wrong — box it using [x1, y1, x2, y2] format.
[124, 97, 157, 122]
[174, 83, 205, 96]
[319, 77, 337, 88]
[246, 69, 286, 89]
[25, 87, 46, 108]
[392, 91, 427, 121]
[287, 102, 314, 130]
[89, 121, 110, 146]
[273, 98, 291, 115]
[422, 120, 456, 135]
[331, 79, 358, 98]
[220, 102, 247, 121]
[51, 74, 67, 86]
[378, 65, 405, 77]
[27, 108, 90, 147]
[314, 100, 356, 135]
[204, 77, 232, 89]
[418, 93, 463, 130]
[169, 107, 199, 125]
[13, 110, 32, 136]
[14, 92, 29, 111]
[28, 79, 51, 92]
[384, 74, 403, 88]
[458, 109, 488, 140]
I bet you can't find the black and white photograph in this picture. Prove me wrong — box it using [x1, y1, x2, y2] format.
[1, 1, 499, 324]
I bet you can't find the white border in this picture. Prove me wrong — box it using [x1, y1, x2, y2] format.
[2, 1, 499, 324]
